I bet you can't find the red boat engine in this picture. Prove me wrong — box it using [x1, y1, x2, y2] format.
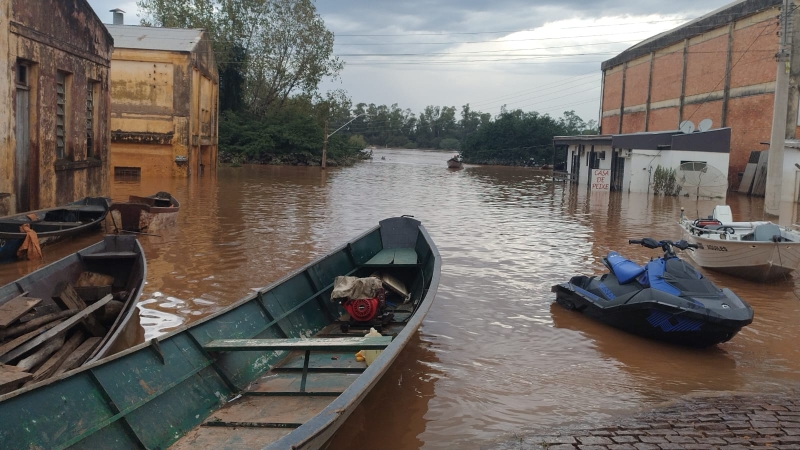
[338, 287, 392, 332]
[342, 297, 379, 322]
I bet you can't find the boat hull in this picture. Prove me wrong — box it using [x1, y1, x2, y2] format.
[447, 159, 463, 169]
[0, 217, 439, 450]
[679, 224, 800, 282]
[0, 235, 145, 361]
[0, 197, 110, 262]
[107, 193, 180, 233]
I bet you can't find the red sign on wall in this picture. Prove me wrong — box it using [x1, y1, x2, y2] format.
[591, 169, 611, 191]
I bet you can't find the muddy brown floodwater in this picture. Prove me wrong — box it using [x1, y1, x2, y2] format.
[2, 148, 800, 449]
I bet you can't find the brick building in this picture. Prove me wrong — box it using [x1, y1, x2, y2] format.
[599, 0, 797, 187]
[0, 0, 113, 215]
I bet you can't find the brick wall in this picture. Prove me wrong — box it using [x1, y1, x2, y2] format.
[600, 7, 782, 183]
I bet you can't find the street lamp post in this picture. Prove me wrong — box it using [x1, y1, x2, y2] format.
[322, 113, 367, 169]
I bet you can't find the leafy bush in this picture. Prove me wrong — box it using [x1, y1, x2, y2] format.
[652, 165, 681, 196]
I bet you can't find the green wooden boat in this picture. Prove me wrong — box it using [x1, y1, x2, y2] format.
[0, 216, 440, 450]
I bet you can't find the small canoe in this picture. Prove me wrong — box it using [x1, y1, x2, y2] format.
[0, 216, 440, 449]
[0, 197, 110, 262]
[447, 158, 463, 169]
[107, 192, 180, 233]
[0, 235, 146, 394]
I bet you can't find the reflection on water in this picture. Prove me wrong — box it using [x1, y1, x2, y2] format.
[1, 149, 800, 449]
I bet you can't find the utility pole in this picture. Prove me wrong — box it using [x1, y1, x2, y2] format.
[765, 0, 793, 216]
[321, 113, 367, 169]
[321, 120, 328, 169]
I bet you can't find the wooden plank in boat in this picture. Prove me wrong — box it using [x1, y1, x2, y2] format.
[0, 364, 32, 395]
[203, 395, 331, 428]
[364, 249, 395, 265]
[53, 337, 101, 376]
[0, 295, 41, 328]
[170, 426, 291, 450]
[204, 336, 392, 352]
[0, 320, 65, 358]
[247, 372, 356, 395]
[393, 248, 417, 265]
[0, 294, 112, 364]
[28, 331, 85, 384]
[52, 282, 106, 337]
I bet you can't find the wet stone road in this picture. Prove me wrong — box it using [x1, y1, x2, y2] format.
[489, 390, 800, 450]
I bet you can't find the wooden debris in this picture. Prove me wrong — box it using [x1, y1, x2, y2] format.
[0, 295, 41, 328]
[52, 282, 106, 337]
[28, 332, 85, 384]
[0, 295, 112, 364]
[102, 300, 125, 324]
[75, 271, 115, 287]
[0, 310, 77, 341]
[16, 334, 65, 372]
[54, 337, 102, 376]
[74, 285, 112, 303]
[0, 320, 65, 358]
[75, 272, 114, 303]
[0, 364, 32, 395]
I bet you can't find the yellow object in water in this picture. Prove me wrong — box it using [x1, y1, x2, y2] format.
[362, 328, 383, 366]
[355, 350, 365, 362]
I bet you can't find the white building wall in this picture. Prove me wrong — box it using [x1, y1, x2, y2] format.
[782, 144, 800, 203]
[566, 144, 613, 187]
[621, 149, 729, 195]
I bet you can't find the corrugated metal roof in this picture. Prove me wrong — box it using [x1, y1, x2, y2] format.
[106, 25, 204, 52]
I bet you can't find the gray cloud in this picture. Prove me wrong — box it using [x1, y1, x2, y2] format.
[87, 0, 735, 120]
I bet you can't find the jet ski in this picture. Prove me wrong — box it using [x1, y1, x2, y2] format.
[552, 238, 754, 347]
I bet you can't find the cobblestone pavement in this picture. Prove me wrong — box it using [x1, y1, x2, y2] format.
[488, 393, 800, 450]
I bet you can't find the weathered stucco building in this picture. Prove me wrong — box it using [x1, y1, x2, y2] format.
[600, 0, 798, 187]
[0, 0, 113, 215]
[106, 19, 218, 178]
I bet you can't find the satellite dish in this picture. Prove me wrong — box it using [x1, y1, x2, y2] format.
[697, 118, 713, 132]
[676, 162, 727, 199]
[679, 120, 695, 134]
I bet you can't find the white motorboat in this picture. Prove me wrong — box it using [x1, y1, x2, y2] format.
[678, 205, 800, 282]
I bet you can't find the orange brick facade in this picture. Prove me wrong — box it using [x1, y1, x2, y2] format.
[599, 2, 793, 185]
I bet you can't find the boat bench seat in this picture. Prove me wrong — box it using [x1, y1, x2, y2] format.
[205, 336, 393, 393]
[32, 221, 84, 227]
[204, 336, 392, 352]
[81, 251, 139, 260]
[363, 248, 418, 266]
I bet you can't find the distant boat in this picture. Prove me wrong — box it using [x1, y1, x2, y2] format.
[678, 205, 800, 281]
[0, 197, 110, 262]
[107, 192, 180, 233]
[0, 216, 440, 450]
[447, 157, 463, 169]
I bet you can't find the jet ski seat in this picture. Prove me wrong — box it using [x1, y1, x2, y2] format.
[606, 251, 645, 284]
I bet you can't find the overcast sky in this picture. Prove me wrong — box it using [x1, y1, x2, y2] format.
[88, 0, 735, 123]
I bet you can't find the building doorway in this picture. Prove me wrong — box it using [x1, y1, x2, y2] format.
[610, 149, 625, 191]
[570, 148, 581, 183]
[15, 62, 32, 212]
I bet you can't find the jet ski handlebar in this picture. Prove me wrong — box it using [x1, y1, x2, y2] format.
[628, 238, 698, 251]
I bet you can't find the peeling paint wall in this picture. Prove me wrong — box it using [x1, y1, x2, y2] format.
[0, 0, 112, 215]
[109, 32, 218, 178]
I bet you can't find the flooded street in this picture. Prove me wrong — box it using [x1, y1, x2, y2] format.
[3, 149, 800, 449]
